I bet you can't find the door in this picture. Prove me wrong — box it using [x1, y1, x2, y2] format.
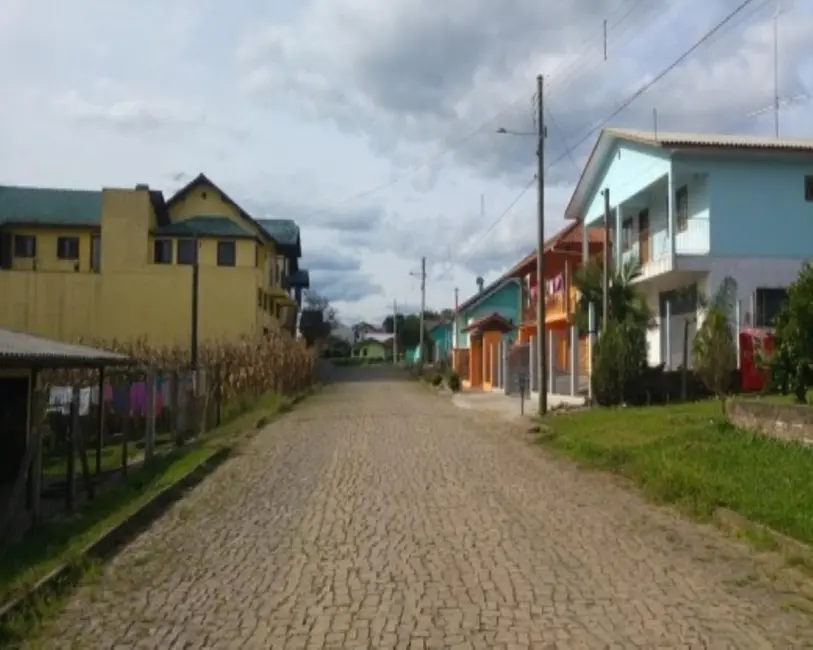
[90, 235, 101, 272]
[0, 377, 30, 484]
[638, 209, 650, 264]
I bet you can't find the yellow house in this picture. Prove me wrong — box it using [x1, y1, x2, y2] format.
[0, 174, 310, 347]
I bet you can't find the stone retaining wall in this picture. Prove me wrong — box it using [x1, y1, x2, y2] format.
[726, 399, 813, 445]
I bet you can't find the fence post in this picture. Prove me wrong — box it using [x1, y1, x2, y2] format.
[122, 379, 131, 477]
[735, 299, 742, 369]
[665, 300, 672, 370]
[528, 336, 536, 397]
[145, 371, 156, 462]
[588, 302, 596, 404]
[96, 368, 105, 476]
[570, 324, 579, 397]
[548, 329, 555, 395]
[66, 390, 78, 513]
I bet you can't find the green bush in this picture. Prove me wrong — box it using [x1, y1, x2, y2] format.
[430, 373, 443, 387]
[591, 318, 647, 406]
[447, 372, 461, 392]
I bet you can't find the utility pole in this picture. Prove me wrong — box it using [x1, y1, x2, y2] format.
[419, 256, 426, 365]
[773, 2, 780, 138]
[602, 189, 611, 332]
[535, 74, 547, 417]
[190, 236, 200, 369]
[392, 299, 398, 363]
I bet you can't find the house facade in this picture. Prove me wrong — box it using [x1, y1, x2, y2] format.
[429, 321, 453, 362]
[451, 278, 520, 390]
[565, 129, 813, 368]
[0, 174, 309, 346]
[504, 222, 604, 395]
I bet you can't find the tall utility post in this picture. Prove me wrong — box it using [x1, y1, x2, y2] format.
[602, 188, 611, 331]
[535, 74, 547, 417]
[418, 256, 426, 364]
[392, 299, 399, 363]
[190, 236, 200, 369]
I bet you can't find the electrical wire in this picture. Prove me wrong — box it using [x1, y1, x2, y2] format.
[439, 0, 761, 280]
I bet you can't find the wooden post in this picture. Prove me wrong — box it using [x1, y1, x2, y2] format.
[73, 384, 94, 500]
[1, 422, 43, 541]
[66, 390, 78, 513]
[145, 371, 156, 462]
[121, 379, 131, 476]
[96, 367, 105, 475]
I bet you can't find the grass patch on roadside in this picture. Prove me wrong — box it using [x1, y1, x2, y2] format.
[540, 400, 813, 545]
[0, 388, 312, 644]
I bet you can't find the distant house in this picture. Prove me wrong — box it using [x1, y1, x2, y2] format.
[565, 128, 813, 367]
[352, 321, 381, 343]
[429, 320, 453, 362]
[352, 332, 393, 360]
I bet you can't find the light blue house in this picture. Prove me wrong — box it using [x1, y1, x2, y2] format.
[454, 278, 521, 349]
[565, 128, 812, 368]
[429, 320, 453, 361]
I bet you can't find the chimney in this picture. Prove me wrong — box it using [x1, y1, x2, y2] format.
[476, 276, 484, 293]
[135, 183, 150, 191]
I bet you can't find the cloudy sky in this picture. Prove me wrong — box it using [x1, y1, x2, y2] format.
[1, 0, 812, 326]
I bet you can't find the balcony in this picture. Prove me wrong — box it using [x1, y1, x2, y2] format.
[520, 286, 579, 324]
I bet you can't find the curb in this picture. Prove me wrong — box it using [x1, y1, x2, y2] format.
[0, 446, 232, 628]
[712, 507, 813, 563]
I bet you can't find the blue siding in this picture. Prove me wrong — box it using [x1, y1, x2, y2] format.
[688, 156, 813, 258]
[584, 142, 671, 224]
[455, 281, 520, 348]
[431, 323, 453, 359]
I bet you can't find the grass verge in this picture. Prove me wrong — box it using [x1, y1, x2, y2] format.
[539, 400, 813, 546]
[0, 387, 315, 645]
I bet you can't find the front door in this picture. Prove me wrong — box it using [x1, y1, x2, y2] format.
[638, 209, 650, 264]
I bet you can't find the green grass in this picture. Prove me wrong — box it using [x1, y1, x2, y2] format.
[747, 390, 813, 406]
[541, 400, 813, 545]
[0, 388, 308, 643]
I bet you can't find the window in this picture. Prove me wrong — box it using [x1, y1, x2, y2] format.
[13, 234, 36, 258]
[90, 235, 101, 272]
[56, 236, 79, 260]
[217, 240, 236, 267]
[257, 288, 263, 307]
[153, 239, 173, 264]
[675, 185, 689, 233]
[177, 239, 196, 265]
[755, 288, 788, 328]
[805, 176, 813, 202]
[621, 217, 634, 251]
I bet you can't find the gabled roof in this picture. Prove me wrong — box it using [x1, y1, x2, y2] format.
[167, 173, 277, 246]
[504, 222, 606, 279]
[0, 185, 102, 227]
[565, 128, 813, 220]
[153, 215, 257, 239]
[257, 219, 301, 257]
[458, 277, 519, 314]
[462, 312, 514, 334]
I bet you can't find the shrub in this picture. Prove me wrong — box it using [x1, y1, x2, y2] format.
[447, 372, 461, 392]
[692, 287, 737, 406]
[430, 373, 442, 387]
[591, 318, 647, 406]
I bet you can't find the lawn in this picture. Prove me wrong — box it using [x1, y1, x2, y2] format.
[0, 388, 303, 641]
[542, 400, 813, 545]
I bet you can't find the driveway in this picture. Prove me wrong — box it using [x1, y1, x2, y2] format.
[32, 366, 813, 648]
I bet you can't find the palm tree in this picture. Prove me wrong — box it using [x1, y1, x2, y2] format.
[571, 257, 652, 333]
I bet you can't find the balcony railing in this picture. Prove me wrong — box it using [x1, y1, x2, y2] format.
[521, 286, 579, 324]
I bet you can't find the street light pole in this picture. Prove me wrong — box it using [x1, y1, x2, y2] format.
[535, 74, 547, 417]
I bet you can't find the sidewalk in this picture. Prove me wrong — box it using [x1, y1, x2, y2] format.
[451, 389, 584, 421]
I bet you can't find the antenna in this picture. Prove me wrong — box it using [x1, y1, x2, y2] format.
[603, 19, 607, 60]
[653, 108, 658, 138]
[773, 1, 780, 137]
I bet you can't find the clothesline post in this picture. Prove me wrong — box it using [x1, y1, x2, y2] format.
[96, 367, 105, 476]
[145, 371, 156, 462]
[121, 378, 131, 477]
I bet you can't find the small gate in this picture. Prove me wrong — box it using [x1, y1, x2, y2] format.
[505, 341, 530, 397]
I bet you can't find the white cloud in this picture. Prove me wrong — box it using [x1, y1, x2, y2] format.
[1, 0, 812, 325]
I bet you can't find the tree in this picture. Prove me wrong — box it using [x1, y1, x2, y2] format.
[300, 291, 337, 345]
[381, 312, 433, 350]
[591, 316, 647, 405]
[572, 257, 652, 333]
[768, 262, 813, 403]
[692, 277, 737, 408]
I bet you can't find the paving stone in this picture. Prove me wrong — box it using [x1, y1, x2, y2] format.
[29, 368, 813, 648]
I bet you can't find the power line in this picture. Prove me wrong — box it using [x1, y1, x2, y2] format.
[439, 0, 761, 280]
[291, 1, 657, 221]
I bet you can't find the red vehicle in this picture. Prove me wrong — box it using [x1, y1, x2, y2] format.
[738, 328, 774, 393]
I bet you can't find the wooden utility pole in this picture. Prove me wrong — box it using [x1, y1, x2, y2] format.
[535, 74, 547, 416]
[602, 188, 611, 332]
[418, 256, 426, 364]
[392, 299, 398, 363]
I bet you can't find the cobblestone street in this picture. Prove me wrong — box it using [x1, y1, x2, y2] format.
[32, 367, 813, 648]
